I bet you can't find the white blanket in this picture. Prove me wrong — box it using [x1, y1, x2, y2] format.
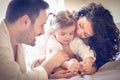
[50, 59, 120, 80]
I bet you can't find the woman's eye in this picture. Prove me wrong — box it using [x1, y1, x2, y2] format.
[79, 22, 84, 29]
[79, 24, 81, 28]
[84, 33, 89, 38]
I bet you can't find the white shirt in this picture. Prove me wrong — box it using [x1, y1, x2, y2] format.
[46, 35, 95, 61]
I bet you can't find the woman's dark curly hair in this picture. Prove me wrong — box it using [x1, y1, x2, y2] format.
[76, 2, 120, 69]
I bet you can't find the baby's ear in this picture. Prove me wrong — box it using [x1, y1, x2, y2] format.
[51, 31, 55, 35]
[49, 27, 55, 35]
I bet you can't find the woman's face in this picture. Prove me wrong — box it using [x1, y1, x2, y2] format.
[76, 16, 94, 38]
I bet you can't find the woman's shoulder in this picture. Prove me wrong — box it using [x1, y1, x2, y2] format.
[71, 37, 84, 44]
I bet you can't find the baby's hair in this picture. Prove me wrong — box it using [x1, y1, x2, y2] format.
[48, 10, 77, 30]
[48, 13, 55, 26]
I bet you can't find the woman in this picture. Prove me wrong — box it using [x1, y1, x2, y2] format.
[49, 2, 120, 79]
[75, 2, 120, 75]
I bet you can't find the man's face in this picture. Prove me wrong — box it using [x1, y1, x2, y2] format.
[20, 10, 47, 46]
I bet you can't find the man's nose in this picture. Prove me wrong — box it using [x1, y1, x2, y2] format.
[41, 28, 45, 34]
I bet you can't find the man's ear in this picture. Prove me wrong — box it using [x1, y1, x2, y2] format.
[19, 15, 31, 29]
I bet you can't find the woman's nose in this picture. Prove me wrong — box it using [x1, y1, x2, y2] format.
[77, 29, 82, 35]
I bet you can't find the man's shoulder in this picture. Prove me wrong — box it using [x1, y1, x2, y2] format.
[0, 21, 11, 47]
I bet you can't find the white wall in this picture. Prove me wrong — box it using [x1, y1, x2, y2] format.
[0, 0, 11, 22]
[64, 0, 120, 23]
[1, 0, 119, 23]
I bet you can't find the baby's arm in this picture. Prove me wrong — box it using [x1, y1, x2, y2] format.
[32, 55, 46, 68]
[62, 58, 80, 73]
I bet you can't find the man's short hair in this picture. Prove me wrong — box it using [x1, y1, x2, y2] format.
[5, 0, 49, 23]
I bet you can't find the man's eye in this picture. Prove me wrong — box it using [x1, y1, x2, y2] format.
[41, 25, 44, 27]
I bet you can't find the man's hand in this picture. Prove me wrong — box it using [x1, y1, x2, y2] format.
[49, 69, 77, 79]
[41, 50, 69, 75]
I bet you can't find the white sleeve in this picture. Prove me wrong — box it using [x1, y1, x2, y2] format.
[46, 35, 63, 57]
[71, 37, 96, 61]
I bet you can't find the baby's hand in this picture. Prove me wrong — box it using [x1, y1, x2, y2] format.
[66, 59, 80, 73]
[33, 55, 46, 67]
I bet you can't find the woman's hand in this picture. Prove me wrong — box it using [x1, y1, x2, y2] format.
[79, 65, 97, 76]
[49, 69, 77, 79]
[79, 58, 93, 73]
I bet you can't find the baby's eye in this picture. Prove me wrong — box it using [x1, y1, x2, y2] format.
[70, 33, 74, 35]
[60, 33, 65, 35]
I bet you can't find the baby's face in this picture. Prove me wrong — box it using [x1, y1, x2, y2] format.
[54, 25, 76, 45]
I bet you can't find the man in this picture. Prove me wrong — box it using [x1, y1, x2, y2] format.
[0, 0, 69, 80]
